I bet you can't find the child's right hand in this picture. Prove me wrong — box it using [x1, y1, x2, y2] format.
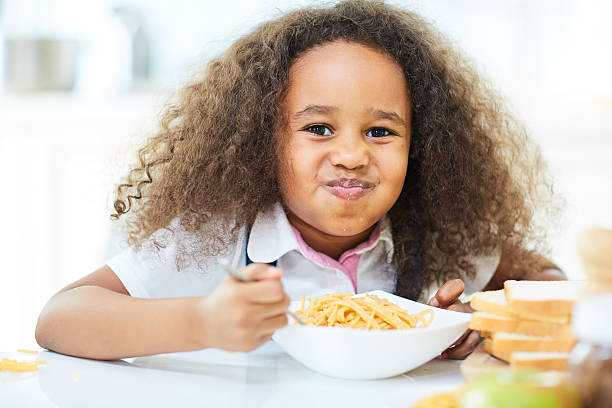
[195, 263, 290, 352]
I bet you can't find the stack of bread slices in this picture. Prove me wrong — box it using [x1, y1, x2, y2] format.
[469, 280, 585, 371]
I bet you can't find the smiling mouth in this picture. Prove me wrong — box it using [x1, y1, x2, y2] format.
[323, 178, 375, 201]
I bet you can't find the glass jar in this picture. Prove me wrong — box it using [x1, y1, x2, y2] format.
[570, 294, 612, 408]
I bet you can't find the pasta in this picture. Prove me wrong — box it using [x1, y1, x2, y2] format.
[17, 349, 39, 354]
[0, 358, 46, 373]
[295, 293, 434, 329]
[0, 349, 45, 373]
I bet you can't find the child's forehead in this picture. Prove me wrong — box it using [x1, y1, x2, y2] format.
[285, 41, 410, 114]
[290, 40, 401, 73]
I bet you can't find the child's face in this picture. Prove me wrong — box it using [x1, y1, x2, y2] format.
[280, 40, 410, 238]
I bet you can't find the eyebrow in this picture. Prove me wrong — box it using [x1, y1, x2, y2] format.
[293, 105, 338, 120]
[292, 104, 407, 128]
[369, 108, 407, 128]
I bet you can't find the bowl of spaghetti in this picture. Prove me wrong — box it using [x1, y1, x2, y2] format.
[272, 290, 470, 380]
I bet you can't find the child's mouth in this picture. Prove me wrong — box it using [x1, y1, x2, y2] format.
[323, 178, 375, 200]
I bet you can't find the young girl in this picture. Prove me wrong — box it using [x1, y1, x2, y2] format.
[36, 0, 564, 361]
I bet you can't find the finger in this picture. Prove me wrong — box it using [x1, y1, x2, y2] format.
[240, 263, 283, 281]
[447, 301, 469, 313]
[242, 280, 286, 304]
[258, 313, 289, 335]
[243, 295, 291, 319]
[442, 330, 481, 360]
[427, 295, 439, 307]
[429, 279, 464, 308]
[450, 329, 472, 347]
[254, 333, 273, 348]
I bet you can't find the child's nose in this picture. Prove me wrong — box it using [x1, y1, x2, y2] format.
[329, 132, 371, 170]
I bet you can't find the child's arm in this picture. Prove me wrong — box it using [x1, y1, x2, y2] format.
[35, 264, 289, 360]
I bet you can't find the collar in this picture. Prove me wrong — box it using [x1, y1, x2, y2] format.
[247, 202, 395, 263]
[246, 202, 300, 263]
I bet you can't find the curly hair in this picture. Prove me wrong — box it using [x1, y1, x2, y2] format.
[112, 0, 557, 300]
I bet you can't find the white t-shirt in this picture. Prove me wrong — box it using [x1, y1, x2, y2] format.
[106, 202, 500, 303]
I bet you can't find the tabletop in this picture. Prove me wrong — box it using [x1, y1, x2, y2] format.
[0, 341, 463, 408]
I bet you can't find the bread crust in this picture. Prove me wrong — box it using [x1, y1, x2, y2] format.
[486, 334, 576, 354]
[485, 344, 569, 370]
[471, 290, 571, 323]
[503, 280, 583, 317]
[469, 312, 574, 338]
[470, 290, 514, 318]
[511, 354, 568, 371]
[506, 298, 574, 317]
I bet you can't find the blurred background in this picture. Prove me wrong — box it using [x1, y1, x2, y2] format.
[0, 0, 610, 351]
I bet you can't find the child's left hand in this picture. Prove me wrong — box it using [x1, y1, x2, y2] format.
[427, 279, 481, 360]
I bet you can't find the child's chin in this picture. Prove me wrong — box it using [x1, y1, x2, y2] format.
[323, 221, 375, 238]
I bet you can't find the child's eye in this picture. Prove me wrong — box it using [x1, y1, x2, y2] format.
[305, 125, 332, 136]
[366, 127, 393, 138]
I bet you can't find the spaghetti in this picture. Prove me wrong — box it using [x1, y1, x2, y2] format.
[295, 293, 434, 329]
[0, 358, 45, 373]
[0, 349, 46, 373]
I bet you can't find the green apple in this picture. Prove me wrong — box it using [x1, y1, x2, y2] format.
[459, 370, 581, 408]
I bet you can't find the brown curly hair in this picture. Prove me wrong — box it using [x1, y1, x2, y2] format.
[112, 0, 557, 300]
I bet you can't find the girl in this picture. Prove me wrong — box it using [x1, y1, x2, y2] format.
[36, 0, 564, 361]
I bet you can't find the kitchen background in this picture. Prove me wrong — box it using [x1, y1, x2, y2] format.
[0, 0, 610, 351]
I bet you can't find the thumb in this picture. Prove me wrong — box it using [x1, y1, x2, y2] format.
[241, 263, 282, 281]
[428, 279, 464, 309]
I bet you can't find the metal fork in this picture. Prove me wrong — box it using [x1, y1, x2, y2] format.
[218, 258, 305, 325]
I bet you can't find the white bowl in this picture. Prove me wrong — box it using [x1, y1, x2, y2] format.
[272, 290, 471, 380]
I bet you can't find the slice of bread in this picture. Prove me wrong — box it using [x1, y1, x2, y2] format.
[484, 333, 576, 354]
[471, 289, 570, 324]
[470, 290, 514, 318]
[485, 347, 569, 371]
[512, 308, 570, 325]
[469, 312, 574, 338]
[480, 330, 492, 339]
[504, 280, 585, 317]
[510, 351, 569, 371]
[484, 342, 511, 362]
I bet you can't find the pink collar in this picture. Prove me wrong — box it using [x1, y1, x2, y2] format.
[289, 223, 382, 292]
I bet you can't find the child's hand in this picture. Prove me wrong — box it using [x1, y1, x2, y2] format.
[427, 279, 480, 360]
[196, 263, 290, 352]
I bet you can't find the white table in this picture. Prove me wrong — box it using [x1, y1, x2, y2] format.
[0, 342, 463, 407]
